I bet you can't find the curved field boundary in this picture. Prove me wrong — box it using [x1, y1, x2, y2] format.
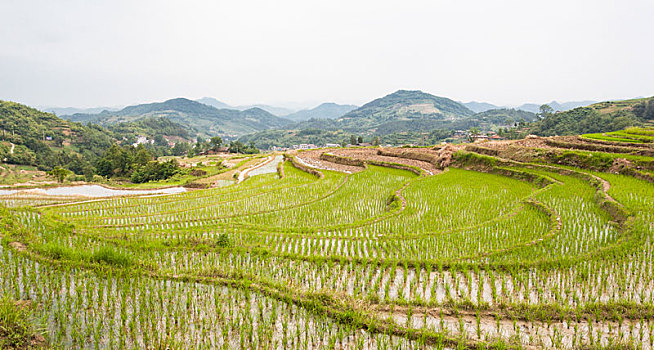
[88, 172, 350, 229]
[41, 156, 267, 212]
[72, 152, 629, 275]
[59, 166, 325, 222]
[453, 151, 630, 225]
[618, 166, 654, 184]
[377, 148, 441, 168]
[284, 153, 325, 179]
[579, 135, 654, 148]
[277, 158, 285, 179]
[320, 152, 426, 176]
[545, 138, 654, 157]
[3, 232, 492, 350]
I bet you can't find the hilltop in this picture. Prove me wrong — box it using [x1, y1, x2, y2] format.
[337, 90, 474, 132]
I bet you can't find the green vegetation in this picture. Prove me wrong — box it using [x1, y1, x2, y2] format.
[96, 144, 181, 183]
[0, 100, 268, 186]
[0, 295, 44, 349]
[64, 97, 293, 138]
[584, 127, 654, 143]
[239, 92, 538, 149]
[284, 102, 357, 121]
[530, 97, 654, 136]
[0, 100, 114, 172]
[0, 138, 654, 349]
[2, 129, 654, 349]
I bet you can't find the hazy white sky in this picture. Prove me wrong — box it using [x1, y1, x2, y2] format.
[1, 0, 653, 109]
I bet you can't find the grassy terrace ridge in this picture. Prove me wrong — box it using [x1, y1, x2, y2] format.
[583, 127, 654, 144]
[2, 136, 654, 349]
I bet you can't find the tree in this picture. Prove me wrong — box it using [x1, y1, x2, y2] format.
[171, 142, 191, 156]
[467, 127, 481, 142]
[646, 98, 654, 120]
[210, 136, 223, 150]
[228, 141, 258, 154]
[49, 166, 69, 183]
[538, 104, 554, 119]
[195, 136, 206, 153]
[357, 136, 363, 144]
[372, 136, 380, 146]
[134, 145, 153, 167]
[131, 160, 180, 183]
[153, 135, 168, 147]
[350, 135, 357, 145]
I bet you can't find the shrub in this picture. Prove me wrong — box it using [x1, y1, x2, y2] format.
[216, 233, 231, 248]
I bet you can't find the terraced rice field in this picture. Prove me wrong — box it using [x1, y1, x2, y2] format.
[1, 145, 654, 349]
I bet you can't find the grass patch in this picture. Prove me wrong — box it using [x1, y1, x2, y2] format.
[0, 296, 43, 349]
[90, 246, 133, 267]
[36, 242, 78, 261]
[36, 242, 133, 268]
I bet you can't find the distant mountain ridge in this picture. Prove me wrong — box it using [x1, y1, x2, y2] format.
[196, 97, 295, 116]
[463, 101, 500, 113]
[517, 100, 597, 113]
[61, 98, 293, 138]
[284, 103, 358, 122]
[42, 106, 122, 116]
[464, 100, 597, 113]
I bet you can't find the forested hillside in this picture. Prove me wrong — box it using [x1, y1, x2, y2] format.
[0, 100, 114, 174]
[63, 98, 293, 138]
[0, 101, 199, 182]
[531, 97, 654, 136]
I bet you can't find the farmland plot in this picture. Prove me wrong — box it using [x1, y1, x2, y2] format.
[2, 147, 654, 349]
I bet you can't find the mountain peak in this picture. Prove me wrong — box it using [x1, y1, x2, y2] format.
[346, 90, 474, 118]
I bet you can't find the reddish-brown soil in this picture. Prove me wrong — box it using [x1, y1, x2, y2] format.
[294, 149, 366, 174]
[331, 148, 441, 175]
[295, 148, 445, 175]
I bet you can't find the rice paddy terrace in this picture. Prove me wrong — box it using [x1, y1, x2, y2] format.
[1, 128, 654, 349]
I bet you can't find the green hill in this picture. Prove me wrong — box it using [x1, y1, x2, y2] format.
[473, 108, 537, 125]
[0, 101, 199, 176]
[531, 97, 654, 136]
[0, 100, 115, 173]
[63, 98, 293, 138]
[337, 90, 474, 132]
[106, 117, 191, 144]
[238, 91, 539, 148]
